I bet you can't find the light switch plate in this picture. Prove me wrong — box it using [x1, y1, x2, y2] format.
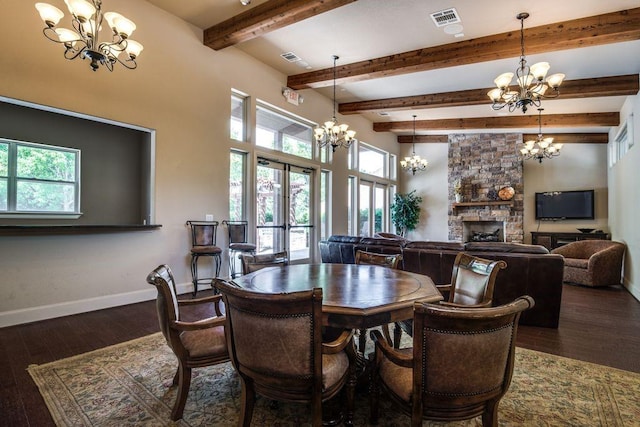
[205, 214, 214, 221]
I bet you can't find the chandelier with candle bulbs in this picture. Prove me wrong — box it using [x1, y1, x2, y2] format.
[314, 55, 356, 152]
[35, 0, 143, 72]
[400, 115, 428, 175]
[488, 12, 565, 113]
[521, 108, 563, 163]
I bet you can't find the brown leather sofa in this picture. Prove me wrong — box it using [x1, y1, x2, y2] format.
[319, 235, 565, 328]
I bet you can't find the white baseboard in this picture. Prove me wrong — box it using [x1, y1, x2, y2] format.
[623, 277, 639, 302]
[0, 281, 209, 328]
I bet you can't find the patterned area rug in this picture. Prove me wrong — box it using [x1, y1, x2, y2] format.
[28, 332, 640, 426]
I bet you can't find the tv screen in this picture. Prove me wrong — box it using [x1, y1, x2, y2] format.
[535, 190, 595, 220]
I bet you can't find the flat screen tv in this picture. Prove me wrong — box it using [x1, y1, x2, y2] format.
[535, 190, 595, 220]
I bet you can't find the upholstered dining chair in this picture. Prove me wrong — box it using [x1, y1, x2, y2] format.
[214, 279, 357, 427]
[222, 220, 256, 279]
[354, 250, 403, 351]
[239, 250, 289, 275]
[186, 220, 222, 295]
[146, 264, 229, 421]
[370, 296, 535, 427]
[396, 252, 507, 347]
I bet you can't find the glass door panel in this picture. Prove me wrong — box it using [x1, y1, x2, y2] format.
[256, 159, 286, 254]
[288, 166, 313, 262]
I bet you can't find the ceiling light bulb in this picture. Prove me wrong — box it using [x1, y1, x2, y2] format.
[240, 0, 251, 5]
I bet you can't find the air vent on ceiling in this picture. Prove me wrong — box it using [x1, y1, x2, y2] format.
[430, 8, 461, 27]
[280, 52, 302, 62]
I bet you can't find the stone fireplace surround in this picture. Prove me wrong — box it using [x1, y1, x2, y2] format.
[448, 134, 524, 243]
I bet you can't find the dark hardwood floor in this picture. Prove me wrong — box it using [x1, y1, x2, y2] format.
[1, 283, 639, 426]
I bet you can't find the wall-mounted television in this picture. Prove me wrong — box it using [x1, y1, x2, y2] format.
[535, 190, 595, 220]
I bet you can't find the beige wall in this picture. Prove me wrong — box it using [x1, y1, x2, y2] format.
[0, 0, 397, 326]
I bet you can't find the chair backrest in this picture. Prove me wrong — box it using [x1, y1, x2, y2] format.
[355, 250, 403, 269]
[222, 220, 249, 244]
[186, 220, 219, 247]
[240, 251, 289, 274]
[215, 279, 324, 398]
[448, 252, 507, 307]
[146, 265, 181, 350]
[412, 296, 534, 419]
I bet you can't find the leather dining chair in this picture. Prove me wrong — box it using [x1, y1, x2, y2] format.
[396, 252, 506, 347]
[222, 220, 256, 279]
[239, 250, 289, 275]
[214, 278, 357, 427]
[146, 264, 229, 421]
[354, 250, 403, 352]
[370, 296, 535, 427]
[186, 220, 223, 296]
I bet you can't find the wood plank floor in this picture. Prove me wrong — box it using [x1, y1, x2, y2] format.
[1, 283, 639, 427]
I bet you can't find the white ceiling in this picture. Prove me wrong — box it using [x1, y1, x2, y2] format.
[145, 0, 640, 136]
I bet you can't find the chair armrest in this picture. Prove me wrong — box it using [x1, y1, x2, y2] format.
[439, 300, 492, 309]
[370, 330, 412, 368]
[177, 294, 224, 316]
[322, 329, 355, 354]
[171, 316, 226, 331]
[436, 284, 452, 293]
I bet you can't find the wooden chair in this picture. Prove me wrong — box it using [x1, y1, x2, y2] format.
[396, 252, 506, 347]
[370, 296, 535, 427]
[146, 265, 229, 421]
[354, 250, 403, 352]
[222, 220, 256, 279]
[214, 279, 357, 427]
[186, 220, 223, 295]
[239, 250, 289, 275]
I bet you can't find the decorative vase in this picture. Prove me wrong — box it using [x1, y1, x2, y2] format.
[455, 194, 463, 203]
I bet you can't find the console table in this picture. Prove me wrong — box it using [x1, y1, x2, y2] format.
[531, 231, 610, 250]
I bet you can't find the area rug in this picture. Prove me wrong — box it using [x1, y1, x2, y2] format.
[28, 332, 640, 426]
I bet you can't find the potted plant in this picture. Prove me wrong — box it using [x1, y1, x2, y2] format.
[390, 190, 422, 237]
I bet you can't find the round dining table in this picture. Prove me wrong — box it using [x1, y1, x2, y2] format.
[231, 263, 443, 330]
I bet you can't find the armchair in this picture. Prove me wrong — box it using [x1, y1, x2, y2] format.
[146, 264, 229, 421]
[214, 279, 356, 427]
[370, 296, 534, 427]
[551, 240, 626, 287]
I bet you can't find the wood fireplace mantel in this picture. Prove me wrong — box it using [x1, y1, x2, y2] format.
[452, 201, 513, 210]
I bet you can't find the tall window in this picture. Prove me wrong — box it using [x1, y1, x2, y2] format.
[231, 91, 247, 142]
[229, 150, 247, 221]
[0, 139, 80, 214]
[358, 142, 387, 177]
[320, 170, 331, 240]
[347, 176, 356, 235]
[357, 179, 389, 237]
[256, 102, 313, 159]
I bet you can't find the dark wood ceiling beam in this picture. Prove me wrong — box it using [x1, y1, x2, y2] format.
[204, 0, 357, 50]
[397, 135, 448, 143]
[288, 8, 640, 89]
[374, 113, 619, 132]
[339, 74, 639, 115]
[522, 133, 609, 144]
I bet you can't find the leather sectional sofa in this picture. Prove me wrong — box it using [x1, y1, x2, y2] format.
[319, 235, 565, 328]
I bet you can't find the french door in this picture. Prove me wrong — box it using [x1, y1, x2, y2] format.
[255, 157, 314, 263]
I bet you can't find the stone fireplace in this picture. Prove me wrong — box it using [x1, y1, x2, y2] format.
[448, 134, 524, 243]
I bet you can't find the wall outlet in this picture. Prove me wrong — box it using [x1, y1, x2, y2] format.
[205, 214, 214, 221]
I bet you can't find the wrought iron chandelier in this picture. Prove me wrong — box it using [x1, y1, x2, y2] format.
[35, 0, 143, 72]
[488, 12, 565, 113]
[400, 115, 428, 175]
[521, 108, 563, 163]
[314, 55, 356, 152]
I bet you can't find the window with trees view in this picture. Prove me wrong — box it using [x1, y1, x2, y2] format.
[231, 91, 247, 142]
[256, 102, 313, 160]
[0, 139, 80, 214]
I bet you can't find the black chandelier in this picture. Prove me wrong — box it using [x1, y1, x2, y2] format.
[35, 0, 143, 72]
[488, 12, 565, 113]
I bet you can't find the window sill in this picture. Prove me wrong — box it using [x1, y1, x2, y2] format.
[0, 224, 162, 235]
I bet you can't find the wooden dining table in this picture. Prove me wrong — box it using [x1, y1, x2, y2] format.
[231, 263, 443, 331]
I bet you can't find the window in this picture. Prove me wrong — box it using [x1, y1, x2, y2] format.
[357, 180, 389, 237]
[358, 142, 387, 178]
[347, 176, 356, 235]
[231, 91, 247, 142]
[320, 170, 331, 240]
[256, 102, 313, 159]
[0, 138, 80, 215]
[229, 150, 247, 221]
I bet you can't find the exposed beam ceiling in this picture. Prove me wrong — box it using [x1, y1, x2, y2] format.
[396, 133, 609, 144]
[374, 113, 619, 132]
[339, 74, 639, 115]
[287, 8, 640, 89]
[204, 0, 357, 50]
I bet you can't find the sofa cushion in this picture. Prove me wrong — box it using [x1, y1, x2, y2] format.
[328, 235, 363, 244]
[464, 242, 549, 254]
[404, 241, 465, 251]
[359, 237, 405, 247]
[564, 258, 589, 269]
